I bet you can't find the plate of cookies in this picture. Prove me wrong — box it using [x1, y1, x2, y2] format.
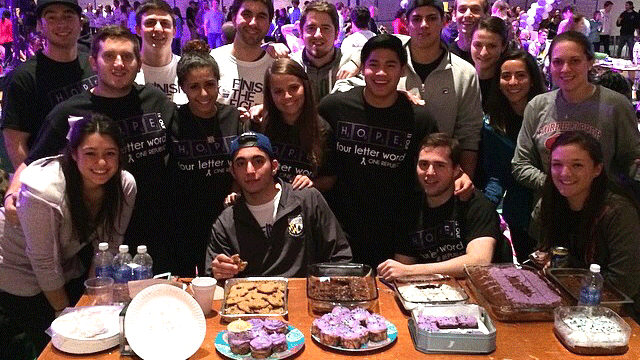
[215, 319, 305, 359]
[310, 306, 398, 352]
[221, 278, 288, 321]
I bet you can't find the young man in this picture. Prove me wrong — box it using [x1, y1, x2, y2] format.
[1, 0, 97, 169]
[617, 1, 639, 59]
[211, 0, 276, 109]
[3, 26, 176, 272]
[448, 0, 488, 64]
[186, 0, 198, 40]
[134, 0, 188, 104]
[318, 34, 438, 269]
[378, 133, 501, 280]
[203, 0, 224, 48]
[333, 0, 483, 178]
[289, 0, 300, 24]
[557, 5, 590, 36]
[600, 1, 614, 55]
[340, 6, 375, 58]
[206, 132, 352, 279]
[290, 0, 349, 100]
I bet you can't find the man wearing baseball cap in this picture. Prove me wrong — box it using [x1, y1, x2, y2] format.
[1, 0, 96, 170]
[206, 132, 352, 279]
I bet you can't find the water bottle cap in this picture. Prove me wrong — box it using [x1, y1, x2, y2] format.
[98, 242, 109, 251]
[119, 244, 129, 253]
[137, 245, 147, 253]
[590, 264, 601, 273]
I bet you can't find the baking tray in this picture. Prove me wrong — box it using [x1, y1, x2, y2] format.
[554, 306, 630, 355]
[408, 304, 496, 354]
[546, 268, 633, 315]
[307, 263, 378, 315]
[394, 275, 468, 311]
[465, 264, 569, 322]
[220, 277, 288, 322]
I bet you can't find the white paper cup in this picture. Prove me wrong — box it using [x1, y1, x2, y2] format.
[191, 277, 217, 316]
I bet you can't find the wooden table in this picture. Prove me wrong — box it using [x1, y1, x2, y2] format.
[39, 278, 640, 359]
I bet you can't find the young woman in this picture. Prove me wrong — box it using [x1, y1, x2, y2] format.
[471, 16, 509, 112]
[0, 114, 136, 354]
[512, 31, 640, 193]
[169, 40, 243, 276]
[534, 131, 640, 313]
[257, 58, 334, 192]
[0, 10, 13, 66]
[483, 49, 544, 261]
[392, 8, 408, 35]
[172, 6, 184, 55]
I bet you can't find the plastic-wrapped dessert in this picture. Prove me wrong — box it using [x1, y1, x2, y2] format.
[220, 277, 288, 321]
[307, 263, 378, 314]
[408, 304, 496, 354]
[553, 306, 630, 355]
[394, 275, 468, 310]
[464, 264, 569, 321]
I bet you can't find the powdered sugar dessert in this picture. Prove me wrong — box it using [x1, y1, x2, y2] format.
[554, 306, 631, 355]
[398, 283, 465, 303]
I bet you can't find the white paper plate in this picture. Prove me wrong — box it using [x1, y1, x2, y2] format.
[50, 305, 122, 354]
[125, 284, 206, 359]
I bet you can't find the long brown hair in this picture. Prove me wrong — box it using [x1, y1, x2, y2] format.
[61, 113, 127, 244]
[263, 58, 325, 171]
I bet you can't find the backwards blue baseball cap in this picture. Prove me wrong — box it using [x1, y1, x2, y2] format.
[229, 132, 275, 159]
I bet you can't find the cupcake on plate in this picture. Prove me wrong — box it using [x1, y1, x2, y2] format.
[228, 337, 251, 355]
[227, 319, 253, 342]
[269, 332, 288, 352]
[247, 318, 265, 331]
[311, 318, 330, 337]
[366, 319, 388, 342]
[350, 308, 370, 324]
[318, 325, 340, 346]
[250, 335, 273, 358]
[338, 326, 363, 349]
[263, 319, 287, 334]
[331, 306, 351, 317]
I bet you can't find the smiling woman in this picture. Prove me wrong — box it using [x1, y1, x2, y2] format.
[0, 114, 136, 355]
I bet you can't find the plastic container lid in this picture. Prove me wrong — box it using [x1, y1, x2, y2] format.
[137, 245, 147, 253]
[590, 264, 601, 273]
[118, 245, 129, 253]
[98, 242, 109, 251]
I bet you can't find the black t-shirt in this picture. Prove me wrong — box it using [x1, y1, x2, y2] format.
[26, 84, 176, 272]
[397, 189, 501, 263]
[1, 51, 97, 148]
[259, 116, 332, 183]
[479, 77, 495, 114]
[448, 42, 474, 65]
[318, 87, 439, 268]
[411, 49, 446, 83]
[168, 103, 243, 276]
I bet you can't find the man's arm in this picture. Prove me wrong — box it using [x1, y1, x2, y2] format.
[378, 237, 496, 279]
[3, 129, 29, 169]
[460, 150, 477, 180]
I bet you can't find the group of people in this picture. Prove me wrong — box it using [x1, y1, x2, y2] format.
[0, 0, 640, 357]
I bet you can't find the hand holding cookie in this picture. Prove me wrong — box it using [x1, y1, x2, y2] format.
[212, 254, 240, 280]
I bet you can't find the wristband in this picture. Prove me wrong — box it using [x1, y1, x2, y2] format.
[3, 192, 13, 204]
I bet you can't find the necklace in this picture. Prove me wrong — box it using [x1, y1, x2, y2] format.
[191, 106, 218, 144]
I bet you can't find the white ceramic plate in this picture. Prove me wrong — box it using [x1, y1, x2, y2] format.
[50, 306, 122, 354]
[125, 284, 206, 360]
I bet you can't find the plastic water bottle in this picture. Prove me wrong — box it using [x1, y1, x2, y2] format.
[578, 264, 604, 306]
[93, 242, 114, 279]
[131, 245, 153, 280]
[112, 245, 133, 302]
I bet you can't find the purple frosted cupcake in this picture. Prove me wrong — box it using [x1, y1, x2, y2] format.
[366, 314, 386, 326]
[263, 319, 287, 334]
[338, 326, 363, 349]
[250, 336, 273, 358]
[353, 325, 369, 344]
[319, 325, 340, 346]
[339, 315, 360, 328]
[350, 307, 370, 324]
[249, 328, 268, 339]
[366, 319, 388, 342]
[311, 318, 330, 337]
[320, 313, 340, 327]
[247, 318, 265, 331]
[269, 332, 288, 352]
[229, 337, 251, 355]
[331, 306, 351, 317]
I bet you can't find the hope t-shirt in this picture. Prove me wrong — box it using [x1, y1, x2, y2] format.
[1, 51, 97, 148]
[318, 86, 438, 268]
[396, 190, 501, 263]
[211, 44, 276, 109]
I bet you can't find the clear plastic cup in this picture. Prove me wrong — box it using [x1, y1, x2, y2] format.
[84, 277, 114, 306]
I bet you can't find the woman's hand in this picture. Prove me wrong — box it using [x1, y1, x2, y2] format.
[454, 172, 475, 200]
[291, 175, 313, 189]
